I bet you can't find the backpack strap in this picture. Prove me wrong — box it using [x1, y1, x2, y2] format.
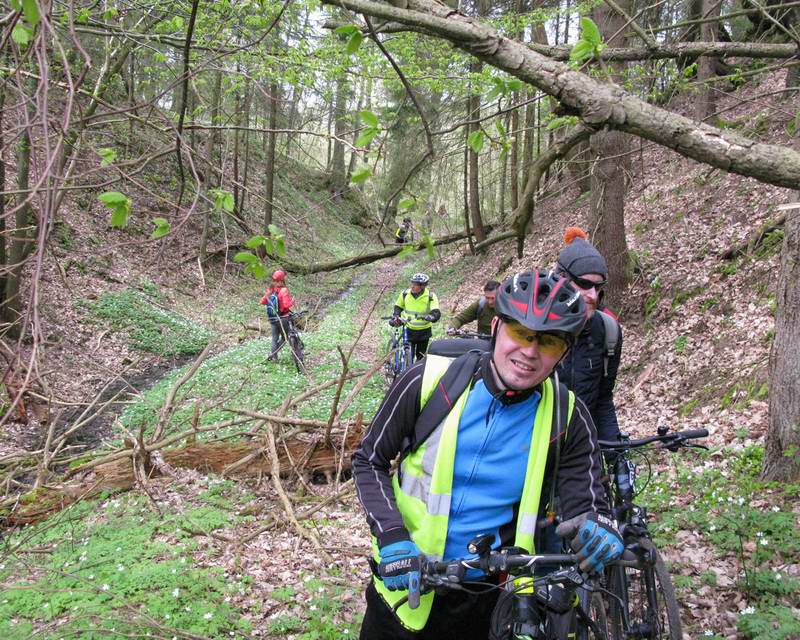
[545, 370, 571, 525]
[596, 310, 620, 377]
[403, 350, 483, 455]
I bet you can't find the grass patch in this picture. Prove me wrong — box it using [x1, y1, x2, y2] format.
[89, 288, 212, 356]
[0, 492, 251, 639]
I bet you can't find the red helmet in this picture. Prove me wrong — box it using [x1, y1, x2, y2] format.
[272, 269, 286, 281]
[495, 270, 586, 338]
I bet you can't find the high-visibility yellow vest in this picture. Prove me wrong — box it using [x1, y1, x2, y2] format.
[371, 354, 575, 630]
[395, 288, 439, 331]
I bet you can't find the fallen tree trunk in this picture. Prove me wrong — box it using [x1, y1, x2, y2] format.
[289, 224, 494, 274]
[3, 428, 364, 526]
[719, 214, 787, 260]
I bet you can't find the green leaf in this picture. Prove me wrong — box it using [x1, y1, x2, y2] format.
[495, 121, 506, 137]
[253, 263, 266, 279]
[359, 110, 379, 127]
[98, 191, 128, 206]
[233, 252, 258, 264]
[546, 115, 579, 131]
[10, 0, 22, 10]
[275, 237, 286, 258]
[345, 31, 363, 55]
[506, 79, 524, 92]
[264, 237, 274, 257]
[334, 25, 359, 36]
[355, 127, 377, 148]
[467, 130, 485, 154]
[485, 78, 505, 102]
[11, 24, 31, 46]
[76, 7, 90, 23]
[398, 197, 415, 211]
[569, 39, 594, 62]
[245, 235, 267, 249]
[110, 206, 129, 229]
[151, 218, 170, 239]
[98, 147, 117, 167]
[101, 7, 118, 20]
[222, 192, 234, 212]
[351, 167, 371, 184]
[580, 17, 602, 47]
[21, 0, 39, 26]
[423, 232, 434, 258]
[267, 224, 281, 237]
[397, 244, 416, 259]
[786, 111, 800, 137]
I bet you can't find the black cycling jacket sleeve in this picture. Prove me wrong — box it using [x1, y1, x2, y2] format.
[351, 360, 425, 548]
[393, 305, 403, 317]
[594, 325, 622, 440]
[428, 309, 441, 322]
[553, 397, 611, 521]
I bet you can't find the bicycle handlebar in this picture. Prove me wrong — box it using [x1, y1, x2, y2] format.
[598, 428, 709, 451]
[449, 329, 491, 340]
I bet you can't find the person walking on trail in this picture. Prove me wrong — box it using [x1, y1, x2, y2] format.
[389, 273, 441, 362]
[446, 279, 499, 337]
[555, 227, 623, 442]
[354, 270, 623, 640]
[261, 269, 295, 363]
[395, 217, 413, 244]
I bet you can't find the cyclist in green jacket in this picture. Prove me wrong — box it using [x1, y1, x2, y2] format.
[446, 280, 499, 337]
[389, 273, 441, 361]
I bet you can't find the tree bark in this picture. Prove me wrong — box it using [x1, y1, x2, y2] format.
[588, 0, 633, 310]
[763, 199, 800, 481]
[319, 0, 800, 190]
[467, 66, 486, 243]
[264, 81, 280, 232]
[695, 0, 722, 122]
[329, 73, 349, 197]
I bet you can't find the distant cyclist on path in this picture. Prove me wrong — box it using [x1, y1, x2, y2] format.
[261, 269, 295, 362]
[389, 273, 441, 362]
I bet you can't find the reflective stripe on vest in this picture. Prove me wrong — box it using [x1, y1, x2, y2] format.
[372, 354, 574, 631]
[397, 288, 434, 331]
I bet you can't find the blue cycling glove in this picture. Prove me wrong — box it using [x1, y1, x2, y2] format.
[556, 512, 624, 575]
[378, 540, 421, 596]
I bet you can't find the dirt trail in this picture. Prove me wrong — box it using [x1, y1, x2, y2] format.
[349, 258, 404, 368]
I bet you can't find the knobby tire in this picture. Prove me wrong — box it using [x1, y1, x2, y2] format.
[606, 538, 682, 640]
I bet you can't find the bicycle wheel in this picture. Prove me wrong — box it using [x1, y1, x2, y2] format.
[290, 334, 306, 375]
[573, 590, 611, 640]
[606, 538, 682, 640]
[402, 345, 414, 372]
[385, 338, 399, 383]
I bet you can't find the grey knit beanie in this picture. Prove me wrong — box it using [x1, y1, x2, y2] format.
[556, 227, 608, 278]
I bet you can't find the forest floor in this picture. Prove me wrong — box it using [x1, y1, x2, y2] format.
[1, 73, 799, 639]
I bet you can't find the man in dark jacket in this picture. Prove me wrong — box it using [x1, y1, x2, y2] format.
[555, 227, 622, 442]
[446, 280, 498, 337]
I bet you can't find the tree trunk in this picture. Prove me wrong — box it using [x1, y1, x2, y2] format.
[329, 74, 348, 197]
[510, 99, 520, 211]
[264, 81, 280, 232]
[3, 128, 35, 333]
[199, 71, 222, 266]
[232, 73, 242, 214]
[462, 141, 474, 254]
[466, 71, 486, 243]
[695, 0, 721, 122]
[763, 200, 800, 481]
[240, 85, 253, 214]
[0, 77, 7, 299]
[588, 0, 633, 310]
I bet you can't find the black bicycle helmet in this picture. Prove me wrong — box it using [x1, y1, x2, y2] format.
[410, 273, 429, 285]
[495, 270, 586, 338]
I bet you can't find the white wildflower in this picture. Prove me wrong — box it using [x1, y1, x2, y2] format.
[740, 606, 755, 615]
[760, 538, 769, 546]
[172, 588, 180, 597]
[101, 584, 110, 591]
[204, 612, 213, 620]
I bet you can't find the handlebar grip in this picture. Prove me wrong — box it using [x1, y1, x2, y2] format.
[677, 429, 709, 440]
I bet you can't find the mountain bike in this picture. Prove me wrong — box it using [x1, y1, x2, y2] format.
[272, 310, 306, 374]
[392, 533, 629, 640]
[597, 428, 709, 640]
[381, 316, 413, 383]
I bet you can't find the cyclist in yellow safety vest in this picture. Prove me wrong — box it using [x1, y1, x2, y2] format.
[354, 269, 623, 639]
[389, 273, 441, 362]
